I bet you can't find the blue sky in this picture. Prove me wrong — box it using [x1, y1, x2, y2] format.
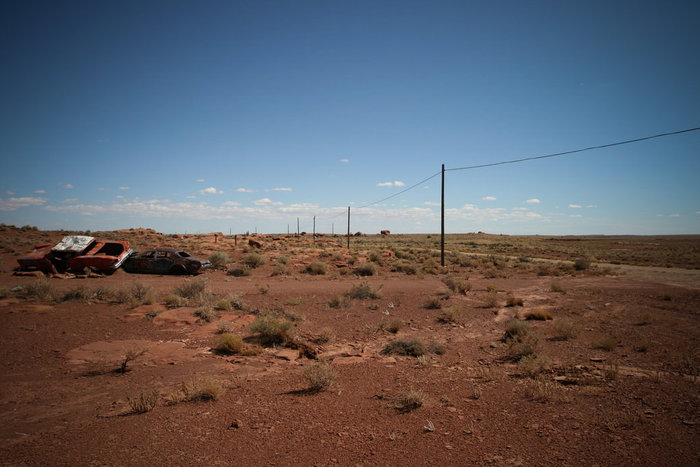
[1, 0, 699, 235]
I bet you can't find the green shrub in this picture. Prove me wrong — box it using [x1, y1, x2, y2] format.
[381, 338, 426, 357]
[208, 251, 231, 269]
[242, 252, 266, 268]
[163, 294, 188, 308]
[250, 317, 294, 346]
[215, 333, 244, 354]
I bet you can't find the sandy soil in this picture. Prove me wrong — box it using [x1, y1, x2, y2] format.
[0, 229, 698, 466]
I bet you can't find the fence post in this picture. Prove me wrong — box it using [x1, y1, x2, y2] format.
[347, 206, 350, 249]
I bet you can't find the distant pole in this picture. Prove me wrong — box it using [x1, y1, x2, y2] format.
[441, 163, 445, 267]
[347, 206, 350, 249]
[332, 223, 334, 235]
[287, 224, 289, 235]
[313, 216, 316, 241]
[297, 217, 300, 238]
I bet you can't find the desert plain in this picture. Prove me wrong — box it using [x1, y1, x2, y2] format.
[0, 225, 698, 466]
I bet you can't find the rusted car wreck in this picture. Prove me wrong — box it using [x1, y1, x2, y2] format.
[122, 248, 211, 275]
[17, 235, 132, 274]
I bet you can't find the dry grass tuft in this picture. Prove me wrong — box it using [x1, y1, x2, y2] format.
[215, 333, 244, 354]
[396, 389, 424, 413]
[128, 390, 159, 414]
[441, 277, 471, 294]
[381, 338, 426, 357]
[181, 378, 224, 402]
[386, 317, 404, 334]
[552, 317, 581, 340]
[346, 281, 383, 300]
[242, 252, 266, 268]
[208, 251, 231, 269]
[305, 261, 328, 275]
[174, 278, 207, 299]
[328, 294, 352, 308]
[115, 282, 155, 308]
[302, 362, 336, 392]
[523, 309, 553, 320]
[506, 295, 524, 307]
[592, 336, 617, 351]
[437, 306, 465, 323]
[250, 316, 294, 346]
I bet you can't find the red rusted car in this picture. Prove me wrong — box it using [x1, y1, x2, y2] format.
[123, 248, 211, 275]
[16, 235, 132, 274]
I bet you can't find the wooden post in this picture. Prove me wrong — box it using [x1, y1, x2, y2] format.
[313, 216, 316, 242]
[441, 163, 445, 267]
[347, 206, 350, 249]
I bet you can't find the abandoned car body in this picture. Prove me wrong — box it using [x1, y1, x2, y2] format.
[122, 248, 211, 275]
[16, 236, 133, 274]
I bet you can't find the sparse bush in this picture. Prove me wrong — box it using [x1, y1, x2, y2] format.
[396, 389, 424, 412]
[442, 277, 471, 294]
[552, 317, 581, 340]
[302, 362, 336, 392]
[574, 258, 591, 271]
[271, 264, 289, 276]
[242, 252, 266, 268]
[217, 321, 235, 334]
[381, 338, 426, 357]
[593, 336, 617, 351]
[550, 282, 566, 294]
[519, 354, 551, 377]
[128, 390, 159, 413]
[427, 341, 446, 355]
[386, 318, 403, 334]
[60, 286, 96, 303]
[195, 306, 219, 323]
[115, 282, 155, 308]
[355, 263, 378, 276]
[483, 291, 500, 308]
[174, 278, 207, 299]
[20, 278, 56, 302]
[523, 379, 554, 402]
[329, 295, 352, 308]
[523, 309, 553, 320]
[504, 319, 538, 361]
[284, 297, 303, 306]
[437, 306, 465, 323]
[424, 296, 443, 310]
[315, 327, 335, 344]
[506, 295, 524, 307]
[368, 250, 383, 263]
[227, 265, 251, 277]
[208, 251, 231, 269]
[163, 294, 188, 308]
[392, 262, 417, 275]
[117, 348, 147, 374]
[276, 255, 289, 265]
[305, 261, 328, 275]
[250, 317, 294, 346]
[346, 281, 382, 300]
[181, 378, 223, 402]
[215, 333, 244, 354]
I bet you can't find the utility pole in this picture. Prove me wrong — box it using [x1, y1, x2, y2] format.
[347, 206, 350, 249]
[297, 217, 300, 238]
[313, 216, 316, 242]
[441, 163, 445, 267]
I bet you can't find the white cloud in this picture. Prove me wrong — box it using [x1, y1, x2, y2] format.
[5, 190, 15, 195]
[377, 181, 405, 187]
[62, 198, 78, 203]
[482, 196, 497, 201]
[512, 207, 528, 211]
[423, 201, 440, 206]
[34, 190, 47, 194]
[445, 204, 547, 223]
[62, 183, 74, 189]
[200, 186, 223, 195]
[569, 214, 582, 218]
[423, 186, 430, 189]
[696, 211, 700, 215]
[119, 186, 130, 190]
[586, 205, 597, 208]
[253, 198, 273, 205]
[339, 158, 349, 163]
[568, 204, 582, 209]
[269, 187, 292, 192]
[223, 201, 241, 206]
[196, 178, 205, 183]
[186, 195, 196, 199]
[236, 187, 254, 193]
[116, 195, 125, 199]
[670, 213, 681, 217]
[0, 197, 47, 211]
[526, 198, 540, 204]
[97, 187, 105, 191]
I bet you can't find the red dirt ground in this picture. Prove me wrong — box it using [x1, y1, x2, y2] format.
[0, 228, 698, 466]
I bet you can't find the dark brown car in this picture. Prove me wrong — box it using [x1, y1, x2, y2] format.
[122, 248, 211, 275]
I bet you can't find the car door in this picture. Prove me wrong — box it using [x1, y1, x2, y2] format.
[152, 250, 174, 274]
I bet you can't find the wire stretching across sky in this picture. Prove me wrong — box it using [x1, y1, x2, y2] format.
[356, 126, 700, 209]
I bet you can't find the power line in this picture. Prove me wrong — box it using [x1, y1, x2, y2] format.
[332, 125, 700, 218]
[446, 127, 700, 172]
[356, 171, 442, 209]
